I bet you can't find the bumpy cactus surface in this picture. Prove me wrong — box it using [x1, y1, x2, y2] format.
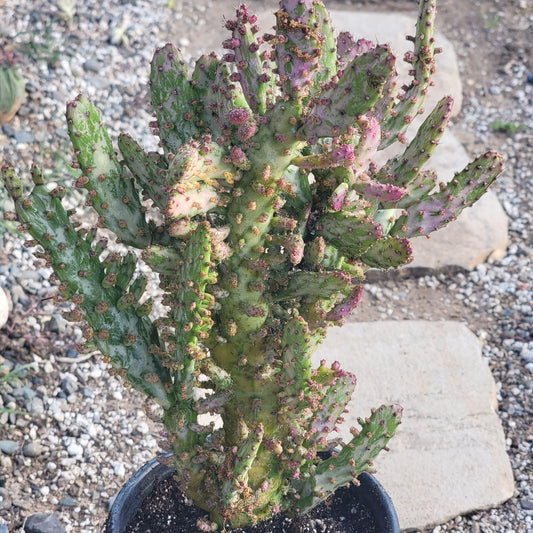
[2, 0, 502, 530]
[0, 49, 25, 124]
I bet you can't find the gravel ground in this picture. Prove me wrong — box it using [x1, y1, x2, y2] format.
[0, 0, 532, 532]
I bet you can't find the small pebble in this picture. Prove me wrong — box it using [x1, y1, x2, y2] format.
[81, 387, 95, 398]
[13, 131, 34, 144]
[113, 462, 125, 477]
[22, 441, 42, 458]
[61, 374, 78, 396]
[58, 496, 76, 507]
[24, 512, 66, 533]
[82, 59, 101, 73]
[67, 442, 83, 458]
[521, 350, 533, 364]
[0, 440, 18, 455]
[521, 499, 533, 510]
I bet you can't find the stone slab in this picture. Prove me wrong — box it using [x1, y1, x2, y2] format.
[313, 321, 514, 530]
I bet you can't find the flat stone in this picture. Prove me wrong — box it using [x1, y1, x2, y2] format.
[375, 130, 508, 270]
[60, 373, 78, 396]
[0, 286, 9, 329]
[13, 130, 34, 144]
[58, 497, 76, 507]
[22, 441, 43, 458]
[82, 58, 100, 73]
[66, 442, 83, 458]
[24, 512, 65, 533]
[314, 321, 514, 530]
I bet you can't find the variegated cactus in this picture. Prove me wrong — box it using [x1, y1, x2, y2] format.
[2, 0, 502, 529]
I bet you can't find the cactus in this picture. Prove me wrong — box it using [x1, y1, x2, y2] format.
[2, 0, 502, 530]
[0, 49, 25, 124]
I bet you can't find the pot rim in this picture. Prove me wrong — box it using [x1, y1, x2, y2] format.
[105, 453, 400, 533]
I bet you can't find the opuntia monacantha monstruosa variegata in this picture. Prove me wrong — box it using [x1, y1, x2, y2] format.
[2, 0, 503, 530]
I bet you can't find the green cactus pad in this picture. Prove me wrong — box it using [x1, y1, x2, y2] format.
[118, 133, 167, 210]
[305, 362, 357, 447]
[66, 95, 150, 248]
[150, 43, 199, 152]
[1, 166, 171, 407]
[274, 270, 352, 301]
[394, 169, 438, 208]
[275, 0, 336, 97]
[377, 96, 454, 186]
[379, 0, 438, 147]
[314, 404, 402, 488]
[221, 424, 264, 507]
[277, 314, 323, 395]
[161, 221, 216, 382]
[191, 53, 222, 138]
[224, 5, 273, 115]
[297, 45, 395, 140]
[391, 151, 503, 238]
[0, 59, 25, 123]
[315, 211, 382, 257]
[164, 140, 236, 226]
[360, 236, 413, 269]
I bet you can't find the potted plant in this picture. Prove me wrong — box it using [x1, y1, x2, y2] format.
[0, 47, 25, 124]
[2, 0, 502, 531]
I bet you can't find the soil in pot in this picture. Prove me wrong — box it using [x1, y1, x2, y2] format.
[124, 474, 387, 533]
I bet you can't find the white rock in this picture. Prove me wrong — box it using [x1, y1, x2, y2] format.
[315, 321, 515, 530]
[67, 442, 84, 458]
[135, 421, 150, 435]
[113, 462, 125, 477]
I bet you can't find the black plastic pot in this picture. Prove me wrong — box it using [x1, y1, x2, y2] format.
[105, 454, 400, 533]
